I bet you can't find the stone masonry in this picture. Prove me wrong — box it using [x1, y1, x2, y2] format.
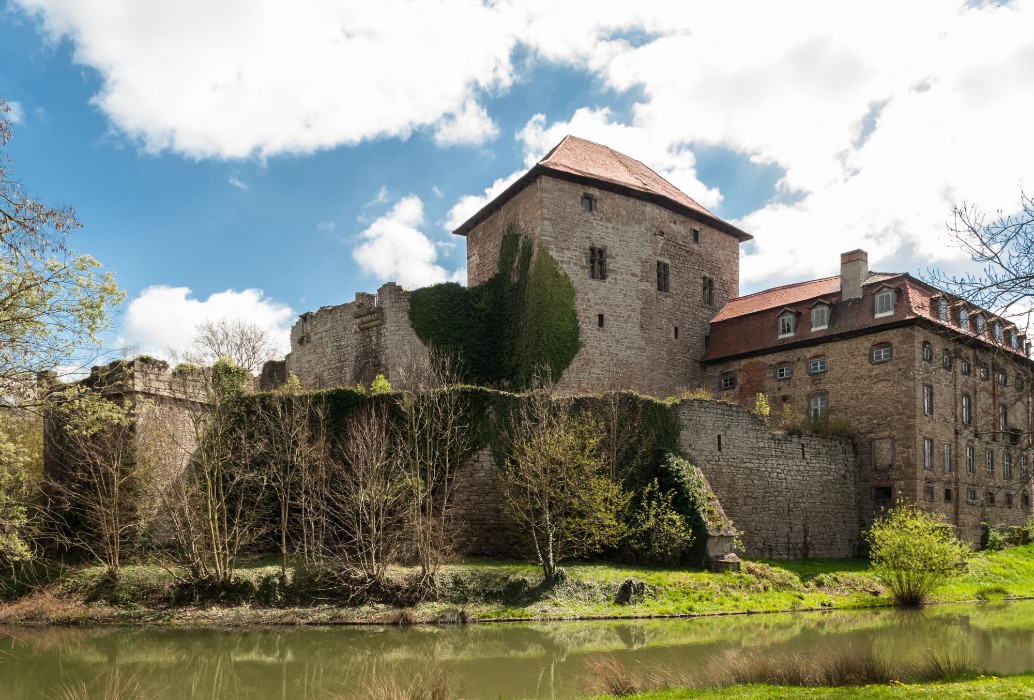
[285, 282, 429, 390]
[678, 399, 863, 559]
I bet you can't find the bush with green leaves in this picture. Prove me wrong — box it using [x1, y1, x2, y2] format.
[867, 502, 969, 605]
[624, 479, 694, 566]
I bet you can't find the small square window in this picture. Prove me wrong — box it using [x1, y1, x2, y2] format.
[922, 342, 933, 362]
[998, 370, 1008, 386]
[778, 312, 796, 337]
[942, 352, 953, 370]
[656, 261, 670, 293]
[1006, 492, 1014, 508]
[809, 357, 827, 374]
[967, 488, 977, 503]
[691, 228, 700, 243]
[987, 491, 996, 506]
[720, 373, 736, 391]
[980, 364, 989, 380]
[872, 344, 892, 363]
[961, 360, 971, 375]
[776, 364, 793, 380]
[944, 487, 953, 503]
[582, 194, 595, 212]
[874, 486, 894, 501]
[875, 289, 895, 317]
[811, 305, 829, 331]
[924, 484, 934, 501]
[810, 394, 828, 419]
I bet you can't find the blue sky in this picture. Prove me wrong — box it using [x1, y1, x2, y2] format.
[1, 1, 1033, 360]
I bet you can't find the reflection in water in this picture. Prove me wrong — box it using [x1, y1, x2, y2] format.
[0, 601, 1033, 699]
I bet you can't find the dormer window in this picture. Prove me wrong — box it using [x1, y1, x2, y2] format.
[811, 304, 830, 331]
[937, 297, 948, 321]
[778, 311, 796, 338]
[958, 307, 969, 331]
[1010, 330, 1019, 350]
[994, 322, 1003, 343]
[975, 315, 985, 335]
[875, 288, 895, 317]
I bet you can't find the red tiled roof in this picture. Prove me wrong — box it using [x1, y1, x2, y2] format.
[711, 273, 898, 322]
[703, 273, 1029, 363]
[453, 136, 752, 241]
[539, 136, 716, 220]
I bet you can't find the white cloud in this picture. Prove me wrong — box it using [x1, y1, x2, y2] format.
[434, 97, 499, 146]
[120, 286, 295, 360]
[353, 195, 465, 288]
[444, 169, 523, 232]
[13, 0, 517, 158]
[227, 177, 248, 191]
[5, 100, 25, 124]
[315, 220, 337, 235]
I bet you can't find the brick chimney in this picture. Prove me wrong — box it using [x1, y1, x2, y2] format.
[840, 249, 868, 300]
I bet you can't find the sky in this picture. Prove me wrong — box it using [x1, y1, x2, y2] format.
[1, 0, 1033, 362]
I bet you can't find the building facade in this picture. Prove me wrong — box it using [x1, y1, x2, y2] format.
[455, 136, 751, 396]
[701, 250, 1034, 541]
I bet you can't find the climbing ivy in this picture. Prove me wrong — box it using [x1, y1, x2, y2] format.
[408, 223, 580, 389]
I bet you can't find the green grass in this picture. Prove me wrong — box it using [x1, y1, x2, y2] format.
[582, 673, 1034, 699]
[4, 544, 1034, 625]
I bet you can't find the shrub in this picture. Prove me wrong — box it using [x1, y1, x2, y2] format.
[981, 521, 1008, 551]
[867, 502, 969, 605]
[624, 479, 694, 566]
[370, 374, 392, 395]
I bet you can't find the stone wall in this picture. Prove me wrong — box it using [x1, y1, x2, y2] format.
[678, 399, 863, 559]
[463, 173, 742, 397]
[284, 282, 429, 391]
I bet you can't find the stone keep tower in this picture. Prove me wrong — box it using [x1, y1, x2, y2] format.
[454, 136, 752, 396]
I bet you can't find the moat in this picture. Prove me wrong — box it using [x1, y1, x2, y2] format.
[2, 600, 1033, 698]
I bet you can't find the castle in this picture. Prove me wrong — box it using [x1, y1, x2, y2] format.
[276, 135, 1034, 544]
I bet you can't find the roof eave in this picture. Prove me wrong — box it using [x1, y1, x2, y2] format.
[453, 165, 753, 243]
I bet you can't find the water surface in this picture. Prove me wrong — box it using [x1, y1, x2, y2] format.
[2, 601, 1033, 698]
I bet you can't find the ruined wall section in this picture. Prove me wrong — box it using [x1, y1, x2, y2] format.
[678, 399, 862, 559]
[285, 283, 428, 390]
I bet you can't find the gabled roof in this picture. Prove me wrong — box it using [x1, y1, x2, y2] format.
[703, 272, 1030, 363]
[453, 136, 752, 242]
[710, 273, 898, 323]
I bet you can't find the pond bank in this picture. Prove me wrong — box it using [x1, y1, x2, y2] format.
[2, 544, 1034, 626]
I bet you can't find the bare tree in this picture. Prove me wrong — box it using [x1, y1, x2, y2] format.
[329, 404, 409, 586]
[929, 190, 1034, 326]
[46, 385, 151, 577]
[502, 385, 629, 583]
[179, 318, 281, 376]
[156, 359, 268, 586]
[393, 349, 475, 593]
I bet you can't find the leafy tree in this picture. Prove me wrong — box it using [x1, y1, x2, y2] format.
[503, 388, 630, 583]
[0, 410, 43, 569]
[0, 97, 124, 399]
[867, 502, 970, 606]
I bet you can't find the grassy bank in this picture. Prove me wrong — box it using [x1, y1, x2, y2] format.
[2, 544, 1034, 625]
[584, 674, 1034, 699]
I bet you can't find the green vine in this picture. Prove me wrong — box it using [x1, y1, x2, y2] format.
[408, 223, 580, 389]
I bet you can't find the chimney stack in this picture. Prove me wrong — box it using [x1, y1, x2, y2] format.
[840, 249, 868, 300]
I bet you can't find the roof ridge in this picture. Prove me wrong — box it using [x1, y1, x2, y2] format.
[730, 274, 841, 303]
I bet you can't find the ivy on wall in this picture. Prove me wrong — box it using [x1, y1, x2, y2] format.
[408, 223, 580, 389]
